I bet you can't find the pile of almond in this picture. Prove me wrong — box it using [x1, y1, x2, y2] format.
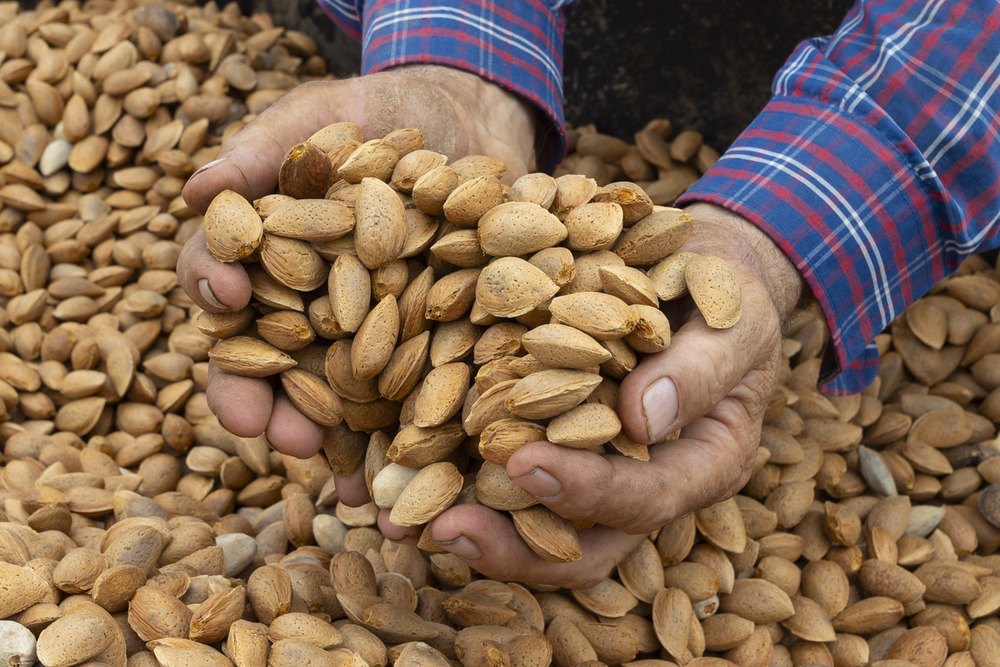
[198, 120, 743, 564]
[4, 1, 1000, 666]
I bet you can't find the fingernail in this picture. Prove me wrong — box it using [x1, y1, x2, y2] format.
[513, 467, 562, 499]
[643, 377, 679, 442]
[198, 278, 226, 310]
[439, 535, 482, 561]
[191, 157, 227, 178]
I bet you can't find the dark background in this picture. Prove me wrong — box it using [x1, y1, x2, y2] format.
[21, 0, 857, 149]
[242, 0, 857, 149]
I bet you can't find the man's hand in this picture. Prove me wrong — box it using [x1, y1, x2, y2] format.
[425, 202, 809, 588]
[177, 65, 536, 460]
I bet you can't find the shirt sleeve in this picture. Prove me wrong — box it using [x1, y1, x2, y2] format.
[677, 0, 1000, 395]
[316, 0, 577, 172]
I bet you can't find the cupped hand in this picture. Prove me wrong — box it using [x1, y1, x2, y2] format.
[425, 202, 809, 588]
[177, 65, 536, 459]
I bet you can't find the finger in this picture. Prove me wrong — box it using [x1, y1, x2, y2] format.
[429, 504, 646, 589]
[617, 283, 782, 445]
[377, 510, 423, 545]
[181, 80, 360, 214]
[176, 227, 252, 312]
[333, 464, 373, 508]
[507, 422, 758, 534]
[206, 363, 273, 437]
[265, 392, 326, 458]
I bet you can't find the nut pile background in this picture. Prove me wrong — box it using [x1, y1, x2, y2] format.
[2, 1, 1000, 667]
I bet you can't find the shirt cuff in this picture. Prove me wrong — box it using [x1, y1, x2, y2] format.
[678, 90, 947, 395]
[358, 0, 568, 172]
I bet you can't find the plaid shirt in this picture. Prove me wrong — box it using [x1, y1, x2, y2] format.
[317, 0, 1000, 394]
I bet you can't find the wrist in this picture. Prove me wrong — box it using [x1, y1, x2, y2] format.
[680, 202, 806, 329]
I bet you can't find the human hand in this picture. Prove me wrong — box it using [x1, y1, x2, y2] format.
[424, 202, 809, 588]
[177, 65, 536, 466]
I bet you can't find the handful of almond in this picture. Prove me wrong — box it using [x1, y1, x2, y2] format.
[201, 121, 743, 560]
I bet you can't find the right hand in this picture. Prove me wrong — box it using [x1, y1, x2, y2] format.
[177, 65, 537, 479]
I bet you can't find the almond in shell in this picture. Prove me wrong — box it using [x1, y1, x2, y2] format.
[474, 461, 537, 512]
[203, 189, 263, 263]
[390, 149, 449, 192]
[307, 121, 364, 152]
[505, 369, 602, 420]
[413, 362, 470, 427]
[521, 323, 612, 369]
[412, 165, 460, 216]
[592, 181, 654, 225]
[354, 177, 407, 269]
[551, 174, 598, 219]
[613, 207, 693, 266]
[36, 610, 117, 667]
[648, 251, 698, 300]
[338, 138, 400, 183]
[280, 368, 344, 427]
[278, 141, 335, 199]
[388, 422, 467, 467]
[564, 201, 624, 251]
[549, 292, 638, 340]
[258, 234, 328, 292]
[625, 304, 672, 354]
[425, 268, 481, 321]
[599, 265, 659, 307]
[478, 418, 548, 465]
[328, 253, 372, 333]
[0, 563, 49, 618]
[511, 506, 582, 563]
[685, 254, 742, 329]
[442, 175, 505, 226]
[429, 228, 488, 268]
[389, 461, 464, 527]
[528, 246, 576, 287]
[475, 257, 559, 319]
[546, 403, 622, 448]
[510, 172, 558, 208]
[477, 201, 568, 257]
[262, 198, 355, 242]
[378, 330, 430, 401]
[209, 336, 297, 378]
[351, 295, 400, 380]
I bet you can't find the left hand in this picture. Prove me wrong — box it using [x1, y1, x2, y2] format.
[412, 202, 809, 588]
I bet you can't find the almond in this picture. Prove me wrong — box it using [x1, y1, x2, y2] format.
[511, 506, 582, 562]
[203, 189, 263, 262]
[354, 177, 407, 269]
[263, 198, 355, 242]
[259, 233, 328, 292]
[613, 207, 693, 266]
[442, 175, 505, 226]
[685, 254, 743, 328]
[546, 402, 622, 448]
[209, 336, 297, 377]
[389, 461, 464, 526]
[549, 292, 638, 340]
[475, 257, 560, 318]
[505, 369, 602, 420]
[478, 201, 568, 256]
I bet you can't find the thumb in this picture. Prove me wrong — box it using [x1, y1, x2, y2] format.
[181, 80, 362, 214]
[617, 288, 783, 445]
